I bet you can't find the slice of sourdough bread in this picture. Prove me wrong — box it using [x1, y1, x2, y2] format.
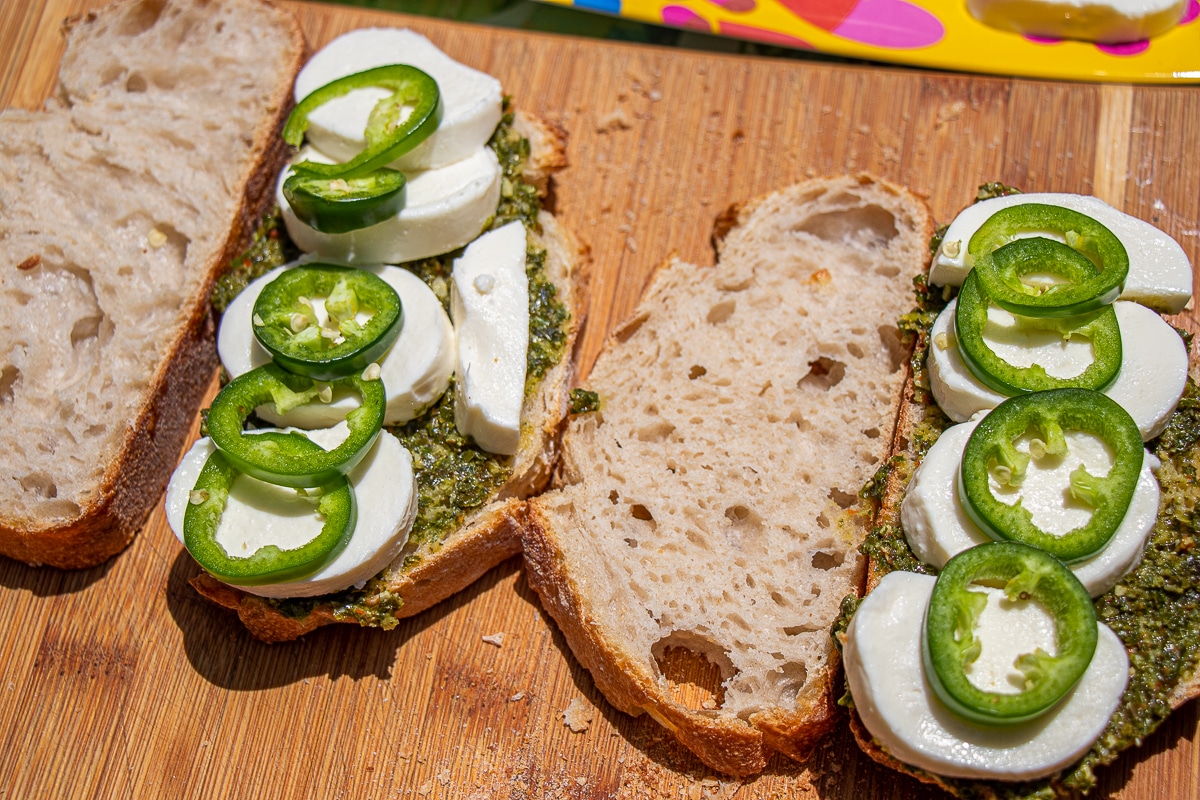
[0, 0, 305, 568]
[847, 249, 1200, 797]
[190, 115, 585, 642]
[522, 175, 934, 776]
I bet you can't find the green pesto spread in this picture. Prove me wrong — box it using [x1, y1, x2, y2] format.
[569, 388, 600, 415]
[209, 109, 570, 629]
[842, 188, 1200, 799]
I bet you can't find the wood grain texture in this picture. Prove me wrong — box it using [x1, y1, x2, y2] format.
[2, 1, 1199, 798]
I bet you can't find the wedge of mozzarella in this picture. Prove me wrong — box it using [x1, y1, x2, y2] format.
[845, 571, 1129, 781]
[928, 298, 1188, 439]
[931, 193, 1193, 314]
[218, 261, 456, 428]
[901, 416, 1160, 596]
[279, 145, 502, 264]
[293, 27, 503, 172]
[165, 423, 417, 598]
[451, 220, 529, 455]
[967, 0, 1188, 44]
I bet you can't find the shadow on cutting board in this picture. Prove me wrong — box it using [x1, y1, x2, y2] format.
[164, 547, 526, 690]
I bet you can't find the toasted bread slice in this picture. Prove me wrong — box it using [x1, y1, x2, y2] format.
[845, 212, 1200, 797]
[192, 190, 587, 642]
[521, 175, 933, 776]
[0, 0, 305, 568]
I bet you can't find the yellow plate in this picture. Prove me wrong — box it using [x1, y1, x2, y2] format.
[544, 0, 1200, 83]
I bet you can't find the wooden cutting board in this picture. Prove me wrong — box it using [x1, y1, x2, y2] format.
[3, 1, 1199, 798]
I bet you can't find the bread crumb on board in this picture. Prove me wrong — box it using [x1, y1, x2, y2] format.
[562, 698, 594, 732]
[595, 109, 632, 133]
[481, 632, 505, 647]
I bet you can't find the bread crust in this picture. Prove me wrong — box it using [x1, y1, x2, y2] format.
[0, 0, 306, 568]
[190, 134, 588, 641]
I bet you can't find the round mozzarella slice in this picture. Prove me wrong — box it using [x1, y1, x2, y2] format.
[901, 417, 1160, 596]
[844, 571, 1128, 781]
[931, 193, 1193, 314]
[166, 424, 416, 597]
[928, 299, 1188, 439]
[280, 145, 502, 264]
[218, 261, 456, 428]
[293, 28, 503, 172]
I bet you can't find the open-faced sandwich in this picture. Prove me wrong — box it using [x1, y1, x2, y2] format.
[164, 27, 585, 642]
[839, 185, 1199, 797]
[0, 0, 304, 569]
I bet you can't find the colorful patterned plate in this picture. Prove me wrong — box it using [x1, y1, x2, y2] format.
[541, 0, 1200, 83]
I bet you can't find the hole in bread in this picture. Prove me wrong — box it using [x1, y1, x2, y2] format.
[118, 0, 167, 36]
[624, 537, 638, 548]
[630, 504, 655, 523]
[0, 365, 20, 403]
[815, 512, 830, 529]
[636, 420, 675, 442]
[792, 204, 898, 250]
[614, 312, 648, 343]
[863, 427, 881, 439]
[847, 342, 864, 358]
[125, 73, 148, 93]
[770, 662, 810, 709]
[811, 551, 844, 570]
[706, 299, 736, 325]
[878, 324, 907, 373]
[652, 632, 733, 711]
[70, 315, 104, 348]
[19, 471, 58, 499]
[608, 490, 620, 504]
[770, 591, 789, 607]
[783, 623, 821, 635]
[725, 504, 752, 523]
[688, 365, 707, 380]
[798, 357, 845, 391]
[828, 487, 857, 509]
[875, 264, 901, 278]
[803, 584, 823, 605]
[786, 410, 812, 432]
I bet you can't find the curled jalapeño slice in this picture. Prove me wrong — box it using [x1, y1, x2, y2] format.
[958, 389, 1143, 562]
[282, 64, 443, 233]
[923, 542, 1098, 726]
[184, 439, 356, 585]
[968, 204, 1129, 318]
[252, 264, 402, 381]
[955, 269, 1122, 396]
[206, 362, 385, 488]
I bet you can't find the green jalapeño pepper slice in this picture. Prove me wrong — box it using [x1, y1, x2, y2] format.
[923, 541, 1098, 726]
[284, 168, 406, 234]
[955, 269, 1122, 396]
[283, 65, 443, 179]
[958, 388, 1143, 562]
[282, 65, 442, 234]
[252, 264, 403, 381]
[206, 363, 385, 488]
[183, 441, 356, 585]
[968, 204, 1129, 317]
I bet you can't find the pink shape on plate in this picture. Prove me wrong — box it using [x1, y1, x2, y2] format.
[1024, 34, 1063, 44]
[1183, 0, 1199, 24]
[832, 0, 945, 49]
[719, 19, 813, 47]
[661, 5, 714, 32]
[1098, 39, 1151, 55]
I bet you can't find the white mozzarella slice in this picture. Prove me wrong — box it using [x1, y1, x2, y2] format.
[451, 220, 529, 455]
[931, 193, 1193, 314]
[1104, 300, 1189, 441]
[280, 145, 501, 264]
[844, 571, 1129, 781]
[966, 0, 1188, 44]
[165, 424, 417, 597]
[293, 28, 503, 171]
[217, 261, 456, 427]
[928, 299, 1188, 440]
[901, 416, 1161, 596]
